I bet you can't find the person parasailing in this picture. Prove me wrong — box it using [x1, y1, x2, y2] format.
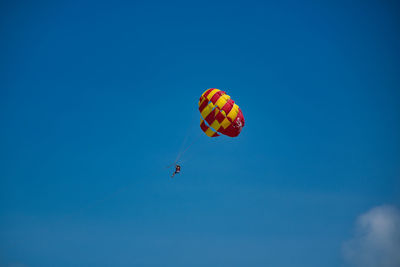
[171, 164, 181, 178]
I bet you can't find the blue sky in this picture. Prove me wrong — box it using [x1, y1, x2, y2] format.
[1, 0, 399, 266]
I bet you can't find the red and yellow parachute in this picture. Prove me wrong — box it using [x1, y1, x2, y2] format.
[198, 88, 245, 137]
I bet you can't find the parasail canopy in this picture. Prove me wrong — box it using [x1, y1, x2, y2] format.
[198, 88, 245, 137]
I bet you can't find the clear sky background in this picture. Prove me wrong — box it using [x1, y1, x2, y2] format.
[1, 0, 399, 266]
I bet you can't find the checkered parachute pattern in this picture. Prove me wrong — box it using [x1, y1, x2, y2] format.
[198, 88, 245, 137]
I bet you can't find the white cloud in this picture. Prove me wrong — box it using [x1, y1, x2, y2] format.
[342, 205, 400, 267]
